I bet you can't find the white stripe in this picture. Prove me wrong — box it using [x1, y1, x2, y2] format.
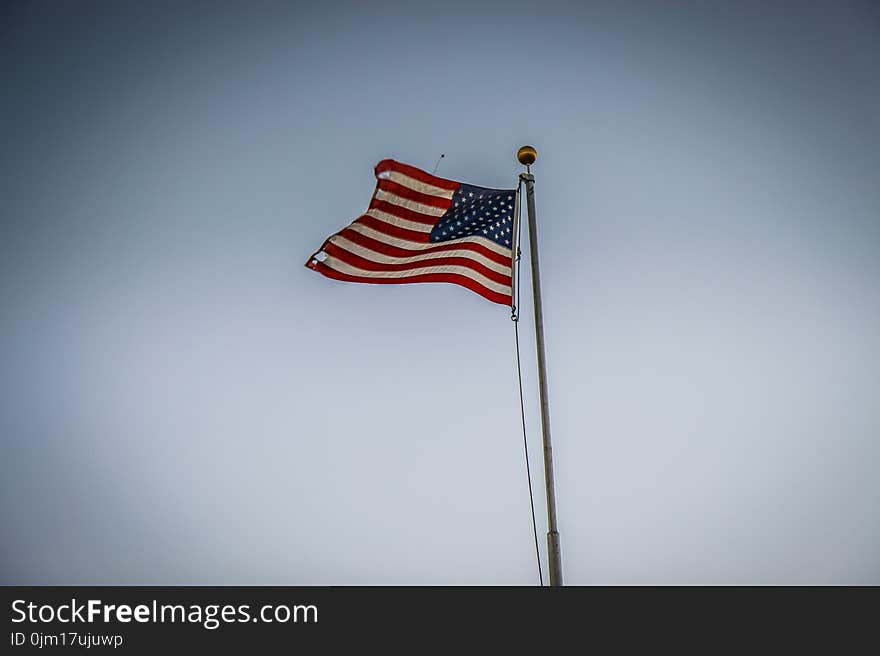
[329, 235, 512, 276]
[377, 170, 456, 199]
[322, 255, 512, 296]
[374, 188, 447, 217]
[347, 222, 512, 258]
[363, 208, 434, 233]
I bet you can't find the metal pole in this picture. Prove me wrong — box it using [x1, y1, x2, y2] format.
[517, 146, 563, 586]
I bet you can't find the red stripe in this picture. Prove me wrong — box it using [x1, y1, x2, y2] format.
[308, 259, 511, 306]
[374, 159, 460, 191]
[338, 226, 512, 267]
[376, 179, 452, 211]
[368, 198, 441, 227]
[323, 241, 512, 287]
[353, 215, 432, 243]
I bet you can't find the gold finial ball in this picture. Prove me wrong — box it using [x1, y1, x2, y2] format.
[517, 145, 537, 167]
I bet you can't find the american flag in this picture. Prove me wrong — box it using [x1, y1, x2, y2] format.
[306, 159, 516, 305]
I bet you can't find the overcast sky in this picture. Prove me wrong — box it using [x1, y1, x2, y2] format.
[2, 0, 879, 584]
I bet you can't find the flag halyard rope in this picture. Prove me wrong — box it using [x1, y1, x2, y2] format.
[511, 183, 544, 586]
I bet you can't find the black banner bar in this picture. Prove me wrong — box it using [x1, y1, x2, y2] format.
[1, 586, 874, 651]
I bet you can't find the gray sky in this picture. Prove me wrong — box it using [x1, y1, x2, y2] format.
[2, 0, 879, 584]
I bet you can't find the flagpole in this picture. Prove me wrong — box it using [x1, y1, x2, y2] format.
[517, 145, 563, 586]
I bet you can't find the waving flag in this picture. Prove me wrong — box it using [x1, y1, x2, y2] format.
[306, 159, 516, 305]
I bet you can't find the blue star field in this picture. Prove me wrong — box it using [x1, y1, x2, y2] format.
[429, 183, 516, 249]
